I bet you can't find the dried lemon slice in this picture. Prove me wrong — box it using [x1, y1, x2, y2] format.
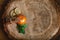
[15, 8, 21, 15]
[10, 8, 21, 17]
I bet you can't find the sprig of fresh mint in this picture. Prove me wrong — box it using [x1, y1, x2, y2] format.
[17, 24, 27, 34]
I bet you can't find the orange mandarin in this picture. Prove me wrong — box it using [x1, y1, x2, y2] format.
[17, 14, 26, 25]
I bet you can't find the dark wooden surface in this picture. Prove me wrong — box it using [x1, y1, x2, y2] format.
[51, 0, 60, 40]
[0, 0, 11, 40]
